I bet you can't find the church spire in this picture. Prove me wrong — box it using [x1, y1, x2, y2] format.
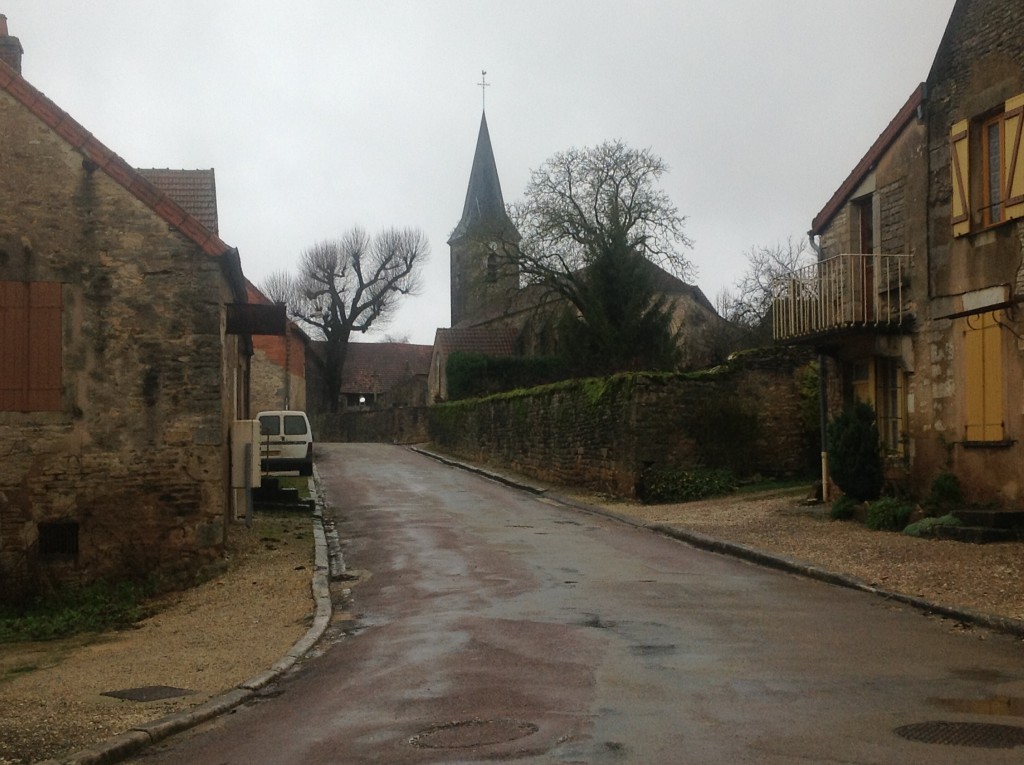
[448, 111, 514, 244]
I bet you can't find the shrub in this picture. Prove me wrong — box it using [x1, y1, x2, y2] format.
[830, 494, 858, 520]
[903, 513, 963, 538]
[446, 352, 570, 401]
[923, 472, 963, 516]
[641, 467, 736, 504]
[865, 497, 914, 532]
[828, 402, 883, 501]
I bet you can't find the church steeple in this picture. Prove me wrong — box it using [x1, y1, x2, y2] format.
[449, 110, 520, 327]
[449, 112, 514, 245]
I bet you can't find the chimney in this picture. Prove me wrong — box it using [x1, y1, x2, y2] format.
[0, 15, 24, 74]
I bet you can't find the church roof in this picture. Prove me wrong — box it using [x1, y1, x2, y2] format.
[449, 111, 517, 244]
[433, 326, 517, 357]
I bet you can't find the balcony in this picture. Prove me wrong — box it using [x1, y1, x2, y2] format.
[772, 253, 912, 341]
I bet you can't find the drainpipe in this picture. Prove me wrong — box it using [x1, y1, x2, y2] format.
[808, 231, 830, 502]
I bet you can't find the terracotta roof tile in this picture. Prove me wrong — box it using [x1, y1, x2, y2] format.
[340, 342, 434, 394]
[434, 326, 517, 357]
[138, 168, 219, 234]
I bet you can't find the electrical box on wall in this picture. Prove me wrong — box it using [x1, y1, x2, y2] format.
[230, 419, 261, 489]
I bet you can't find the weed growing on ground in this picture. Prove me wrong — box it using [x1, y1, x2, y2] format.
[641, 467, 736, 504]
[904, 513, 963, 538]
[0, 578, 157, 643]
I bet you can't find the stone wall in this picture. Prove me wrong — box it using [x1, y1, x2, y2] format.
[0, 89, 238, 600]
[313, 407, 430, 445]
[428, 348, 817, 498]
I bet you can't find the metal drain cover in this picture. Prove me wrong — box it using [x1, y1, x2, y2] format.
[410, 718, 538, 749]
[101, 685, 194, 702]
[895, 721, 1024, 749]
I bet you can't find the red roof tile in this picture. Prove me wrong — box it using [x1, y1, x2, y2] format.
[433, 326, 517, 357]
[340, 342, 434, 394]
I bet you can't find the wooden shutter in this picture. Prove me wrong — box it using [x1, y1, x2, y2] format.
[964, 310, 1004, 442]
[1003, 93, 1024, 221]
[950, 119, 971, 236]
[0, 281, 62, 411]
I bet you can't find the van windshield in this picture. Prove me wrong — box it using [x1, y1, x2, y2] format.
[284, 415, 308, 436]
[259, 416, 280, 436]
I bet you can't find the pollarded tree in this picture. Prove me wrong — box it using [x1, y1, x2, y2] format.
[505, 141, 694, 375]
[263, 227, 428, 412]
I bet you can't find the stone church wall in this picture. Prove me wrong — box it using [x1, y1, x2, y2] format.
[427, 348, 817, 498]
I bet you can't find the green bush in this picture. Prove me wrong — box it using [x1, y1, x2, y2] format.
[828, 402, 883, 501]
[446, 352, 570, 401]
[903, 513, 963, 538]
[865, 497, 914, 532]
[830, 494, 858, 520]
[923, 472, 963, 516]
[641, 467, 736, 504]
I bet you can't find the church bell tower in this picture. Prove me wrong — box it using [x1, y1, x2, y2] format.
[448, 110, 520, 327]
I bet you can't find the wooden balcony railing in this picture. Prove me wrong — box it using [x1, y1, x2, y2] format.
[772, 253, 912, 340]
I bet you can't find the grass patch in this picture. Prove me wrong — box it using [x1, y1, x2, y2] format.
[0, 578, 158, 644]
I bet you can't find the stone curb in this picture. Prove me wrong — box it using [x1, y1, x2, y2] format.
[37, 470, 336, 765]
[410, 445, 1024, 641]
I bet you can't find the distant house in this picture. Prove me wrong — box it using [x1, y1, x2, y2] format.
[429, 326, 518, 402]
[773, 0, 1024, 507]
[0, 18, 253, 599]
[333, 341, 433, 409]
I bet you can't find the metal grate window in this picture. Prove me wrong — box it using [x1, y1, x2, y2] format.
[38, 521, 79, 556]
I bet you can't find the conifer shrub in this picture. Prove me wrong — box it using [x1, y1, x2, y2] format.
[922, 472, 963, 516]
[903, 513, 963, 538]
[865, 497, 914, 531]
[829, 494, 858, 520]
[827, 402, 883, 501]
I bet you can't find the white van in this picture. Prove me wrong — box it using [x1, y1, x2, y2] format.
[256, 410, 314, 476]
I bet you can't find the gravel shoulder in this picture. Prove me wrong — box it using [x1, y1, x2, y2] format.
[0, 511, 314, 765]
[4, 469, 1024, 764]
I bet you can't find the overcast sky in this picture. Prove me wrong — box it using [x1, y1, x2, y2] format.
[5, 1, 956, 344]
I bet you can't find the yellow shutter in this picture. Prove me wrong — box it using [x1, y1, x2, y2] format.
[1003, 93, 1024, 220]
[981, 311, 1004, 441]
[964, 310, 1004, 441]
[950, 119, 971, 236]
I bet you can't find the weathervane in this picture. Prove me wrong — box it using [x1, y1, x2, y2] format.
[478, 69, 489, 110]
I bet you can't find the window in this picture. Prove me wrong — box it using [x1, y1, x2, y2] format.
[963, 310, 1004, 442]
[875, 358, 906, 455]
[0, 281, 62, 411]
[848, 357, 906, 455]
[38, 521, 79, 557]
[950, 93, 1024, 236]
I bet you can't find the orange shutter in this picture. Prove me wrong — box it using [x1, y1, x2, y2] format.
[0, 281, 62, 411]
[1003, 94, 1024, 220]
[950, 119, 971, 237]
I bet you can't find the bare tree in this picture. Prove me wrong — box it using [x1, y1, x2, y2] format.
[500, 141, 694, 374]
[263, 227, 428, 412]
[720, 237, 815, 345]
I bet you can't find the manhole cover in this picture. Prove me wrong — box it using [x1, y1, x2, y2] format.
[895, 721, 1024, 748]
[410, 718, 538, 749]
[101, 685, 194, 702]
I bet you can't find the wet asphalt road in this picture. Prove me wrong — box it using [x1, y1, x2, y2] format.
[134, 443, 1024, 764]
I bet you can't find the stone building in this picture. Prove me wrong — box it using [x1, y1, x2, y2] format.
[0, 18, 252, 599]
[773, 0, 1024, 507]
[246, 280, 308, 414]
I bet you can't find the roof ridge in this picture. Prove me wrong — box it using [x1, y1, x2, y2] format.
[0, 59, 231, 259]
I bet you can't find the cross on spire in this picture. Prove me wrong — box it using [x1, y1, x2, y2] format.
[478, 70, 489, 110]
